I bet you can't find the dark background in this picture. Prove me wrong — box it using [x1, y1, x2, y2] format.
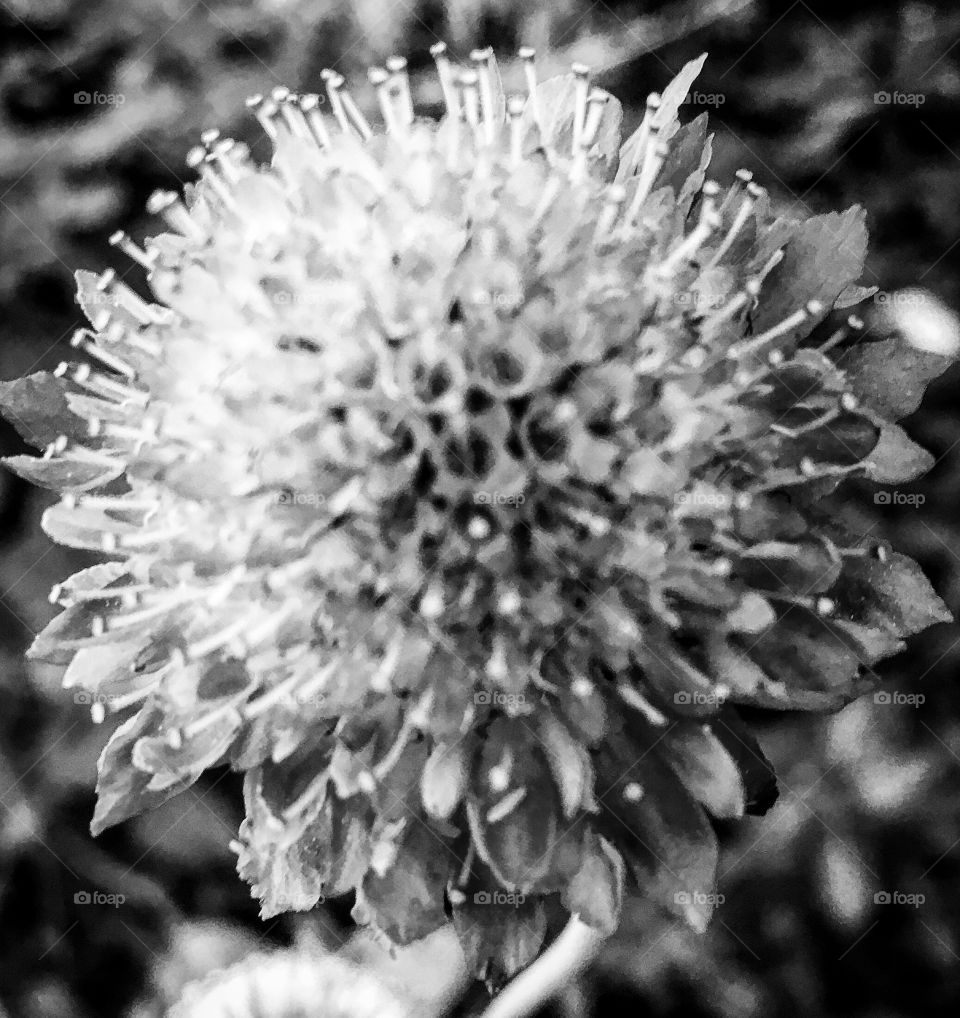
[1, 1, 959, 1016]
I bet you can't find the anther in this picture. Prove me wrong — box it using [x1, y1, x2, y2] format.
[108, 230, 155, 270]
[245, 94, 279, 141]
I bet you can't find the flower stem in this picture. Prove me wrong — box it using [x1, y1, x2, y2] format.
[480, 917, 605, 1018]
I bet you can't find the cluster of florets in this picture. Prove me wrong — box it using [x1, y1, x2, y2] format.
[2, 45, 950, 984]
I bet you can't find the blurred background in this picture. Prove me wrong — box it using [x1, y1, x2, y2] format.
[2, 1, 960, 1016]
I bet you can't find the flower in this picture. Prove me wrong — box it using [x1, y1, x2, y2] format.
[1, 46, 952, 984]
[168, 950, 408, 1018]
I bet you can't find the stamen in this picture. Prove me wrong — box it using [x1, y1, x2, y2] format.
[819, 314, 865, 354]
[507, 95, 525, 166]
[368, 67, 400, 136]
[727, 300, 823, 359]
[770, 405, 841, 438]
[758, 248, 785, 282]
[386, 55, 414, 128]
[518, 47, 540, 132]
[470, 47, 497, 145]
[70, 329, 137, 379]
[209, 140, 243, 184]
[146, 190, 205, 242]
[487, 786, 527, 824]
[656, 186, 721, 275]
[622, 138, 669, 231]
[593, 183, 627, 243]
[108, 231, 155, 271]
[298, 93, 331, 149]
[570, 62, 590, 153]
[95, 271, 167, 326]
[245, 94, 279, 141]
[458, 70, 482, 138]
[581, 89, 608, 148]
[274, 89, 310, 140]
[186, 145, 238, 213]
[430, 42, 461, 120]
[704, 183, 762, 271]
[339, 84, 374, 141]
[321, 70, 352, 135]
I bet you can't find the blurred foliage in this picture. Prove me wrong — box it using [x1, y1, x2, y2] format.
[2, 1, 960, 1017]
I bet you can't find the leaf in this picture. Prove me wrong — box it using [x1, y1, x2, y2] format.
[866, 424, 935, 483]
[831, 552, 952, 638]
[197, 659, 253, 702]
[595, 728, 718, 933]
[754, 207, 869, 343]
[835, 283, 878, 308]
[236, 769, 327, 918]
[537, 711, 595, 818]
[653, 53, 708, 135]
[654, 113, 710, 195]
[521, 74, 623, 177]
[236, 768, 373, 918]
[736, 539, 842, 595]
[132, 712, 242, 791]
[355, 823, 452, 944]
[420, 739, 469, 821]
[452, 891, 547, 984]
[839, 333, 953, 420]
[91, 705, 200, 836]
[3, 453, 124, 492]
[742, 609, 881, 709]
[560, 832, 625, 935]
[617, 54, 708, 180]
[0, 372, 83, 449]
[656, 723, 746, 819]
[711, 710, 779, 816]
[467, 719, 563, 893]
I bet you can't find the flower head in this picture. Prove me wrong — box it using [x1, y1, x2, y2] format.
[1, 46, 952, 982]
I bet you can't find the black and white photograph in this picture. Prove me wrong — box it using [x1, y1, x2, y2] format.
[1, 2, 959, 1016]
